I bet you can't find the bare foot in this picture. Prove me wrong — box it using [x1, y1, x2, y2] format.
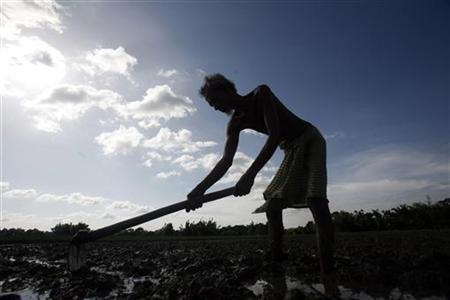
[323, 271, 339, 297]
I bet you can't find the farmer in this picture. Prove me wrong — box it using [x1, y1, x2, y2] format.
[186, 73, 337, 295]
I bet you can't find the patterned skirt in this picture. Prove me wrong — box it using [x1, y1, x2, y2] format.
[253, 125, 327, 213]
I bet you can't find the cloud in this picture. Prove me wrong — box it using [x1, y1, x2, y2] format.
[51, 211, 98, 224]
[1, 1, 66, 97]
[74, 46, 137, 81]
[23, 84, 122, 132]
[156, 171, 181, 179]
[157, 69, 178, 78]
[1, 182, 10, 192]
[113, 85, 196, 129]
[101, 212, 116, 220]
[168, 150, 276, 203]
[324, 131, 346, 140]
[142, 151, 172, 168]
[328, 179, 448, 211]
[172, 153, 221, 171]
[1, 212, 39, 228]
[2, 182, 157, 230]
[106, 200, 152, 214]
[143, 127, 216, 153]
[195, 68, 207, 77]
[327, 145, 450, 210]
[19, 83, 196, 133]
[335, 144, 449, 182]
[3, 189, 39, 199]
[218, 152, 255, 184]
[95, 126, 144, 155]
[36, 192, 107, 206]
[1, 36, 66, 98]
[170, 151, 276, 193]
[242, 129, 265, 137]
[172, 155, 198, 171]
[1, 0, 64, 38]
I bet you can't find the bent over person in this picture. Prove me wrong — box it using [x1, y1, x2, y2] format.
[186, 73, 337, 295]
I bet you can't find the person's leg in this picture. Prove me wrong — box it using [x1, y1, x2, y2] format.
[308, 197, 338, 295]
[266, 201, 285, 261]
[304, 128, 338, 295]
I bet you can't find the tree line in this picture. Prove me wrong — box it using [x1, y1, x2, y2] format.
[1, 198, 449, 241]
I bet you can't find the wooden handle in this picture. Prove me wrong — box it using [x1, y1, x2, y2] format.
[71, 187, 235, 244]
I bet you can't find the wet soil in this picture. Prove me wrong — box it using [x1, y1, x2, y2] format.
[0, 230, 449, 299]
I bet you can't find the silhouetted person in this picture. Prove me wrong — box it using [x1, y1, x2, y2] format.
[186, 73, 338, 295]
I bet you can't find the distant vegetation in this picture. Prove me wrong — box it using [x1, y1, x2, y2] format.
[1, 198, 449, 242]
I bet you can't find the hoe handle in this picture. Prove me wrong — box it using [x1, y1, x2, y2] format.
[71, 187, 235, 244]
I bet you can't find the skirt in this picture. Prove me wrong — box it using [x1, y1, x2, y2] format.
[253, 125, 327, 213]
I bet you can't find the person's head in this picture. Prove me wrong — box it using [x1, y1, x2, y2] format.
[199, 73, 237, 115]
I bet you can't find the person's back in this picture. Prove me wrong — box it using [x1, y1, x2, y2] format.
[228, 85, 313, 142]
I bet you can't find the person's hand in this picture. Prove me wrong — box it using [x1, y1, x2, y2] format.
[186, 187, 205, 212]
[234, 174, 254, 196]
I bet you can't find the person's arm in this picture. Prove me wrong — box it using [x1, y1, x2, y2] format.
[186, 122, 240, 211]
[192, 129, 239, 194]
[234, 85, 280, 196]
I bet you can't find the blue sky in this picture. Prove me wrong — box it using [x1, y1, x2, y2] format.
[1, 0, 449, 231]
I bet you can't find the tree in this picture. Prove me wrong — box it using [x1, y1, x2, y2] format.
[51, 222, 90, 236]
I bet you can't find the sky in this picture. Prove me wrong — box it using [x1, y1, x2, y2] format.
[1, 0, 449, 231]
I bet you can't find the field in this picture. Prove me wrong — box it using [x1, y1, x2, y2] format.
[0, 230, 449, 299]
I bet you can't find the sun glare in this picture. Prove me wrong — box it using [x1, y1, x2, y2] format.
[1, 36, 66, 97]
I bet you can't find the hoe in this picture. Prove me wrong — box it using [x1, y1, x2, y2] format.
[68, 187, 235, 271]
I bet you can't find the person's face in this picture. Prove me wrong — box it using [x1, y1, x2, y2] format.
[206, 90, 234, 113]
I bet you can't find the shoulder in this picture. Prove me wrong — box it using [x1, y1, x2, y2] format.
[253, 84, 277, 110]
[255, 84, 272, 96]
[253, 84, 274, 104]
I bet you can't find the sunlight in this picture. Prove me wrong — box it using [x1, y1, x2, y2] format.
[1, 36, 66, 97]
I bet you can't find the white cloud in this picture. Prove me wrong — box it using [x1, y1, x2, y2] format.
[172, 153, 221, 171]
[1, 212, 40, 229]
[157, 69, 178, 78]
[335, 144, 449, 182]
[106, 200, 152, 214]
[142, 151, 172, 168]
[172, 154, 198, 171]
[95, 125, 144, 155]
[1, 0, 64, 38]
[198, 153, 222, 170]
[170, 151, 276, 192]
[24, 84, 122, 132]
[3, 189, 39, 199]
[156, 171, 181, 179]
[1, 183, 157, 230]
[327, 145, 450, 210]
[0, 1, 66, 98]
[143, 127, 216, 153]
[101, 212, 116, 220]
[36, 192, 106, 206]
[74, 46, 137, 81]
[324, 131, 346, 140]
[242, 129, 265, 137]
[218, 152, 254, 184]
[1, 36, 66, 98]
[51, 211, 98, 224]
[195, 68, 207, 77]
[328, 179, 448, 211]
[1, 182, 10, 192]
[18, 84, 196, 133]
[113, 85, 196, 128]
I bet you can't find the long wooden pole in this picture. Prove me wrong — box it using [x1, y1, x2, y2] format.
[71, 187, 235, 244]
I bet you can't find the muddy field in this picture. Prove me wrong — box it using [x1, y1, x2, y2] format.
[0, 230, 449, 299]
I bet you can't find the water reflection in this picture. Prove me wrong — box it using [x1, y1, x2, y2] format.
[245, 266, 446, 300]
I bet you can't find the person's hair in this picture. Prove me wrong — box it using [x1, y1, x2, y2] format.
[199, 73, 237, 100]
